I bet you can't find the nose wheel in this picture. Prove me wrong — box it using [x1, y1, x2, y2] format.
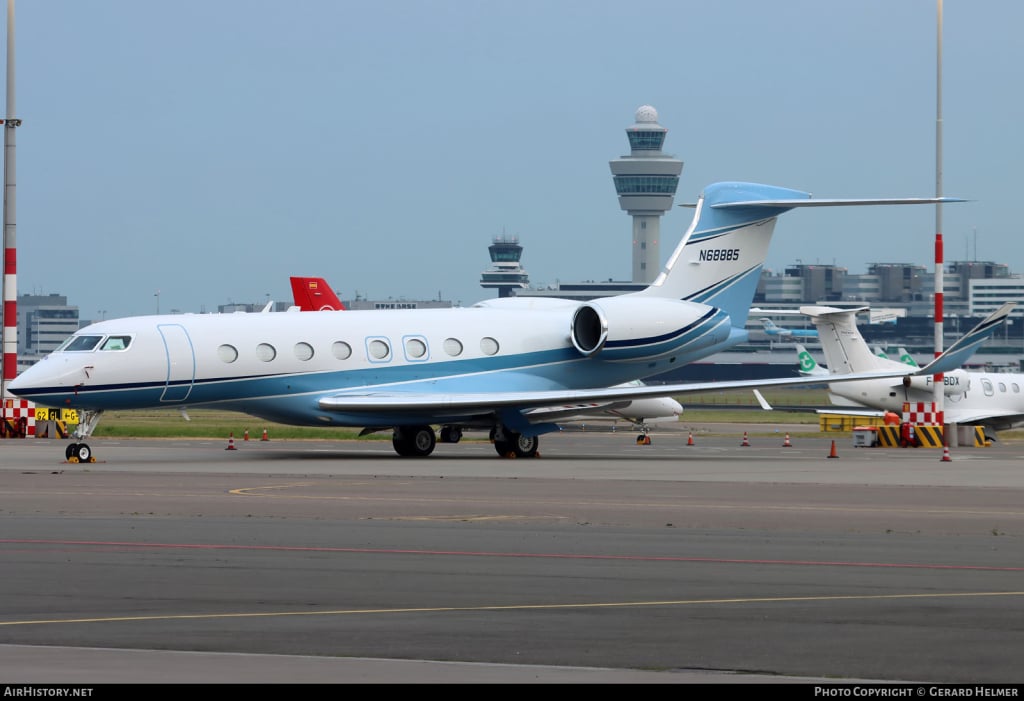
[65, 443, 95, 463]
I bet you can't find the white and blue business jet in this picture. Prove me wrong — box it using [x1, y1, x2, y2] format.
[10, 181, 995, 462]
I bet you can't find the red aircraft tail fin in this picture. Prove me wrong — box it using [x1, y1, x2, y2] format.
[289, 277, 345, 311]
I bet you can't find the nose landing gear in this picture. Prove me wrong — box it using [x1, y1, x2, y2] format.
[65, 442, 94, 463]
[64, 410, 103, 463]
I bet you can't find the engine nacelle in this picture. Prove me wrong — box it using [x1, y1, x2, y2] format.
[903, 368, 970, 396]
[570, 296, 731, 361]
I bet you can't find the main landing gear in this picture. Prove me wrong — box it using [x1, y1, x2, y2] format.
[65, 410, 103, 463]
[392, 425, 437, 457]
[491, 426, 540, 458]
[389, 424, 540, 458]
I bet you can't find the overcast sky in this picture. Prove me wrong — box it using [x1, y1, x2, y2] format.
[8, 1, 1023, 320]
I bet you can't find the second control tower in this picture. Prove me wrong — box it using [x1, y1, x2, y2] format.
[609, 106, 683, 284]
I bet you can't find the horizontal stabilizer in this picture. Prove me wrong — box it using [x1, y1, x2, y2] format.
[713, 196, 965, 210]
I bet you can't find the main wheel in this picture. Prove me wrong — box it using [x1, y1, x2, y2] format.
[65, 443, 79, 461]
[76, 443, 93, 462]
[439, 426, 463, 443]
[392, 426, 436, 457]
[512, 434, 539, 458]
[494, 431, 539, 458]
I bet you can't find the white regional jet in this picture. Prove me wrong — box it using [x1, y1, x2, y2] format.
[801, 304, 1023, 434]
[10, 181, 989, 462]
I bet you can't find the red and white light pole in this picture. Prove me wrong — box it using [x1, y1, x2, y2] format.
[0, 0, 19, 412]
[933, 0, 946, 443]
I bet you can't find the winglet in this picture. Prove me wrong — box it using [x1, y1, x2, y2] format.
[916, 302, 1016, 376]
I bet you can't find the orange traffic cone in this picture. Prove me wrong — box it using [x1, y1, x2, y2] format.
[741, 431, 750, 447]
[243, 429, 250, 441]
[261, 428, 269, 441]
[687, 431, 695, 446]
[782, 433, 792, 447]
[940, 445, 952, 462]
[226, 432, 237, 450]
[827, 439, 839, 458]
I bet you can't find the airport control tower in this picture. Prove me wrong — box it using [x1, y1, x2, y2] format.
[479, 234, 529, 298]
[609, 105, 683, 284]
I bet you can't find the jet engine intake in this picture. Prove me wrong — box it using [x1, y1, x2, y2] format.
[570, 297, 729, 361]
[903, 368, 970, 396]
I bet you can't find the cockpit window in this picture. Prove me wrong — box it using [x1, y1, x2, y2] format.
[100, 335, 132, 351]
[61, 335, 103, 352]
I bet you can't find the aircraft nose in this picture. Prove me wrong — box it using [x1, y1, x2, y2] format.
[8, 357, 68, 396]
[8, 365, 43, 396]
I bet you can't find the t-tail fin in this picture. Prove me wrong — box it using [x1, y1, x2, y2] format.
[638, 182, 806, 326]
[290, 277, 346, 311]
[637, 181, 961, 333]
[801, 306, 909, 376]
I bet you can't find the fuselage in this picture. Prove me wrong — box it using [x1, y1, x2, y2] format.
[10, 302, 730, 427]
[828, 371, 1024, 430]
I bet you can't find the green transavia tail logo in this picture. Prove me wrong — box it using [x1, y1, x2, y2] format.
[798, 351, 816, 373]
[900, 352, 918, 367]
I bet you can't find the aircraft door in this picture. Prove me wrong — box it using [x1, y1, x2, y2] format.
[158, 324, 196, 402]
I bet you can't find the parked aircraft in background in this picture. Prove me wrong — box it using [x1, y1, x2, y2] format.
[760, 318, 818, 338]
[796, 344, 828, 377]
[802, 304, 1023, 434]
[11, 180, 974, 462]
[795, 342, 873, 409]
[290, 276, 345, 311]
[872, 346, 919, 367]
[897, 347, 919, 367]
[287, 277, 683, 437]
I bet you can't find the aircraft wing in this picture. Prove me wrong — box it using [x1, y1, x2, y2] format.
[317, 368, 921, 415]
[319, 302, 1012, 417]
[916, 301, 1015, 375]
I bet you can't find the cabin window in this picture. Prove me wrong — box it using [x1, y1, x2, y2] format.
[256, 343, 277, 362]
[480, 337, 499, 356]
[218, 344, 239, 363]
[100, 336, 131, 351]
[332, 341, 352, 360]
[62, 335, 103, 352]
[404, 337, 427, 360]
[999, 382, 1007, 393]
[294, 342, 314, 361]
[368, 338, 391, 361]
[443, 338, 463, 357]
[1013, 383, 1020, 394]
[981, 378, 994, 397]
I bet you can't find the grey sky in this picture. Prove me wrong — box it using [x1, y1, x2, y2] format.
[9, 1, 1021, 319]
